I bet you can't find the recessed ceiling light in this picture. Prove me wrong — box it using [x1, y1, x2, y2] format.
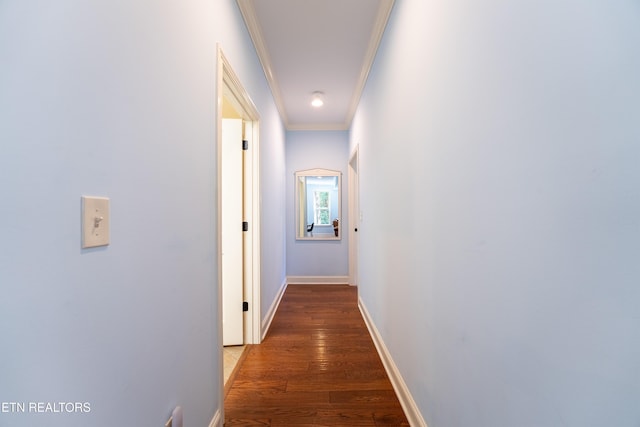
[311, 91, 324, 107]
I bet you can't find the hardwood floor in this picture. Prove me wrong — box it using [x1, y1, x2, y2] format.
[224, 285, 409, 426]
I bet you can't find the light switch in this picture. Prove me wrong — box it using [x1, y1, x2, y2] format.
[82, 196, 110, 248]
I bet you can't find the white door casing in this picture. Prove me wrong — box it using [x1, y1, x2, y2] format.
[217, 46, 262, 424]
[348, 146, 360, 287]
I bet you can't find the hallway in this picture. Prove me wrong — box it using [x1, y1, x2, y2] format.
[224, 285, 409, 426]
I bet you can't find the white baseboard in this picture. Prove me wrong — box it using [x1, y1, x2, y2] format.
[209, 408, 222, 427]
[261, 278, 287, 340]
[286, 275, 349, 285]
[358, 298, 428, 427]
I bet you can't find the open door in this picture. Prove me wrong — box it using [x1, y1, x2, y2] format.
[221, 118, 244, 346]
[217, 46, 262, 423]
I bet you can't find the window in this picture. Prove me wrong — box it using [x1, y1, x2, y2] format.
[314, 190, 330, 225]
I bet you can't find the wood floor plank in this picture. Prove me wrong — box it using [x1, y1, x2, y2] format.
[224, 285, 409, 426]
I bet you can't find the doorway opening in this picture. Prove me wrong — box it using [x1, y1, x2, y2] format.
[217, 46, 261, 410]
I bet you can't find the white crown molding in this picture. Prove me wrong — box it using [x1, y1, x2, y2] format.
[236, 0, 291, 128]
[344, 0, 395, 129]
[287, 122, 350, 131]
[237, 0, 395, 131]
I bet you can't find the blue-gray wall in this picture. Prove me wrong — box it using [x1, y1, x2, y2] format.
[351, 0, 640, 425]
[0, 1, 285, 426]
[286, 131, 349, 278]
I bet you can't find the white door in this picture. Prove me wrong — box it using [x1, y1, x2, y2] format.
[222, 118, 244, 346]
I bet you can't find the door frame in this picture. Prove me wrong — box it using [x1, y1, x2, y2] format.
[216, 45, 262, 413]
[348, 145, 360, 286]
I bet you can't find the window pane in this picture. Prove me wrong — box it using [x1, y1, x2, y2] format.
[315, 191, 328, 208]
[318, 209, 329, 225]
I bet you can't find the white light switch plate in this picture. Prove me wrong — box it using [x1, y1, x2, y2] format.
[82, 196, 110, 248]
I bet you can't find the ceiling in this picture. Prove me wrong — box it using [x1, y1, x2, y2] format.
[237, 0, 395, 131]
